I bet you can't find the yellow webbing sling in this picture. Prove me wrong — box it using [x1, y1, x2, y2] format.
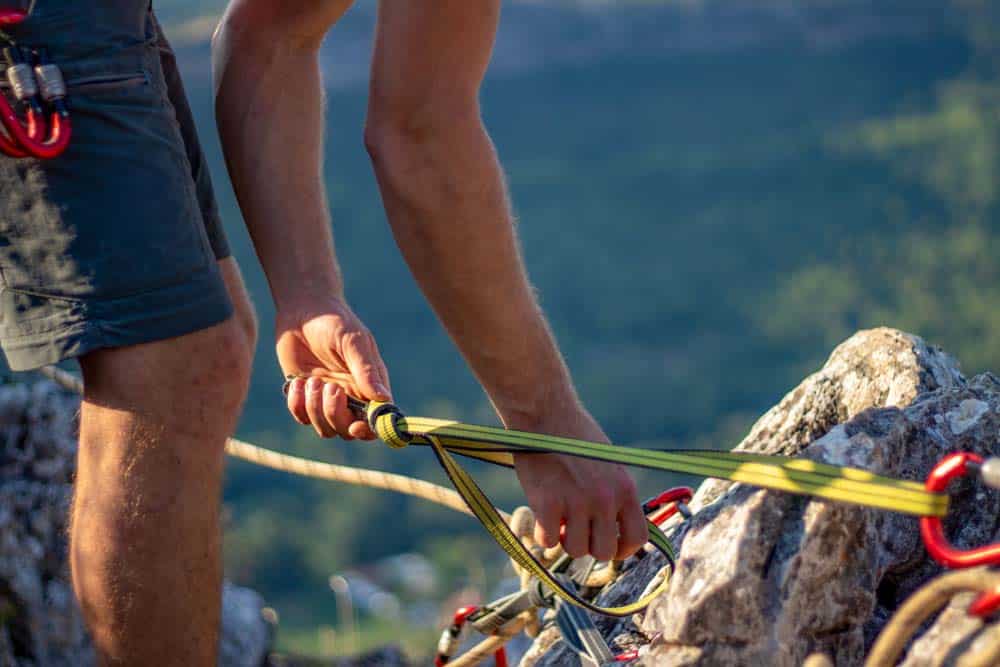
[361, 400, 949, 617]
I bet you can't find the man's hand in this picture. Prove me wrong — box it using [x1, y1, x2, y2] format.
[511, 409, 648, 562]
[277, 298, 391, 440]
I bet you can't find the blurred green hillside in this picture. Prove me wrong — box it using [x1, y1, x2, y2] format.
[155, 0, 1000, 658]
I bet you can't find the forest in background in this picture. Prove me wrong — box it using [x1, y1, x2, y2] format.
[45, 0, 1000, 658]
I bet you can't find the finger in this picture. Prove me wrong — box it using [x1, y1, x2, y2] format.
[286, 377, 310, 425]
[369, 343, 393, 399]
[304, 377, 336, 438]
[589, 511, 618, 563]
[561, 514, 590, 559]
[532, 497, 563, 550]
[615, 504, 649, 561]
[323, 383, 355, 440]
[348, 420, 376, 440]
[343, 332, 392, 401]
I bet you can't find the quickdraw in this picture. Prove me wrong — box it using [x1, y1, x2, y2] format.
[0, 3, 71, 159]
[435, 492, 693, 667]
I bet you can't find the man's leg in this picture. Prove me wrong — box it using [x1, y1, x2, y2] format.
[70, 258, 256, 665]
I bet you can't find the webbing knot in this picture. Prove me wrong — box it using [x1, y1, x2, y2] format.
[366, 401, 411, 449]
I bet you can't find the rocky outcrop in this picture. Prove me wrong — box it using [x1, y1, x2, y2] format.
[524, 328, 1000, 666]
[0, 379, 274, 667]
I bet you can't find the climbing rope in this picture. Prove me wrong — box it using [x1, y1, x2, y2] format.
[865, 568, 1000, 667]
[38, 366, 1000, 664]
[35, 366, 490, 519]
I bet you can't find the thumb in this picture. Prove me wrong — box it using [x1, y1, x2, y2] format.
[342, 331, 392, 402]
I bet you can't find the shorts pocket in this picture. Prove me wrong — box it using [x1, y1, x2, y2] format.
[67, 72, 149, 96]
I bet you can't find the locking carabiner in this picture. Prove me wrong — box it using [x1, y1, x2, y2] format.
[920, 452, 1000, 618]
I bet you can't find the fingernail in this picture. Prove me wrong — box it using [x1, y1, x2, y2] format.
[374, 383, 391, 399]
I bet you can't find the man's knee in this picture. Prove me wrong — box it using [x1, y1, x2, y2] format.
[80, 315, 253, 434]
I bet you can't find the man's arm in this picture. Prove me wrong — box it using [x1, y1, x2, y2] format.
[213, 0, 390, 440]
[363, 1, 646, 561]
[213, 0, 647, 561]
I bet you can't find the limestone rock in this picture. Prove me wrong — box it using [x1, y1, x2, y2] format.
[524, 329, 1000, 666]
[0, 378, 274, 667]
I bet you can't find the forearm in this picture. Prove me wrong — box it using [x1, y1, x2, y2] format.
[212, 7, 342, 309]
[368, 115, 581, 427]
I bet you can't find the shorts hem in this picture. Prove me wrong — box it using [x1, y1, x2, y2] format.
[0, 263, 234, 372]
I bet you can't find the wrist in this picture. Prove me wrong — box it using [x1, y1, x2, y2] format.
[274, 290, 348, 330]
[271, 276, 345, 318]
[494, 382, 585, 433]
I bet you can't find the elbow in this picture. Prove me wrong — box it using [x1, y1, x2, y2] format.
[364, 94, 483, 201]
[210, 4, 325, 105]
[212, 0, 348, 57]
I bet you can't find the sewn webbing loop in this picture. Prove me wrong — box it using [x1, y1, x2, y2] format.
[367, 400, 411, 449]
[357, 400, 948, 616]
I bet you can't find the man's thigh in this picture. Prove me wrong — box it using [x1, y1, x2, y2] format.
[78, 258, 254, 415]
[0, 22, 235, 374]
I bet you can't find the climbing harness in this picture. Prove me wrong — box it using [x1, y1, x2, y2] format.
[0, 2, 71, 159]
[38, 366, 1000, 664]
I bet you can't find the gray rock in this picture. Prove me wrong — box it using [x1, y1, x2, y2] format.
[219, 583, 274, 667]
[0, 378, 274, 667]
[523, 329, 1000, 666]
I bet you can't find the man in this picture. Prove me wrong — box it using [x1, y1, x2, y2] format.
[1, 1, 647, 664]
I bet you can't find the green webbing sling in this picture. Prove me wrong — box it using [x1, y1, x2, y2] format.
[359, 400, 948, 618]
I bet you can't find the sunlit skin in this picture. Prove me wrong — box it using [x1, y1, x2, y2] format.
[71, 2, 647, 665]
[65, 2, 655, 666]
[214, 0, 646, 573]
[72, 259, 258, 666]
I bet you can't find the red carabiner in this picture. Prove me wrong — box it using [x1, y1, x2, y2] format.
[643, 487, 693, 526]
[0, 9, 27, 25]
[920, 453, 1000, 568]
[920, 452, 1000, 618]
[0, 11, 73, 160]
[433, 605, 509, 667]
[0, 76, 71, 158]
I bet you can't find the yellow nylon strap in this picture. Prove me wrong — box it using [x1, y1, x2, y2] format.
[364, 402, 949, 616]
[392, 416, 948, 518]
[427, 435, 675, 617]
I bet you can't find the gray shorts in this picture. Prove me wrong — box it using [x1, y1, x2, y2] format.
[0, 9, 232, 371]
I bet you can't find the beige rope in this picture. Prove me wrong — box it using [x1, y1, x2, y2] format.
[866, 567, 1000, 667]
[959, 620, 1000, 667]
[446, 613, 530, 667]
[36, 365, 506, 521]
[224, 437, 493, 519]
